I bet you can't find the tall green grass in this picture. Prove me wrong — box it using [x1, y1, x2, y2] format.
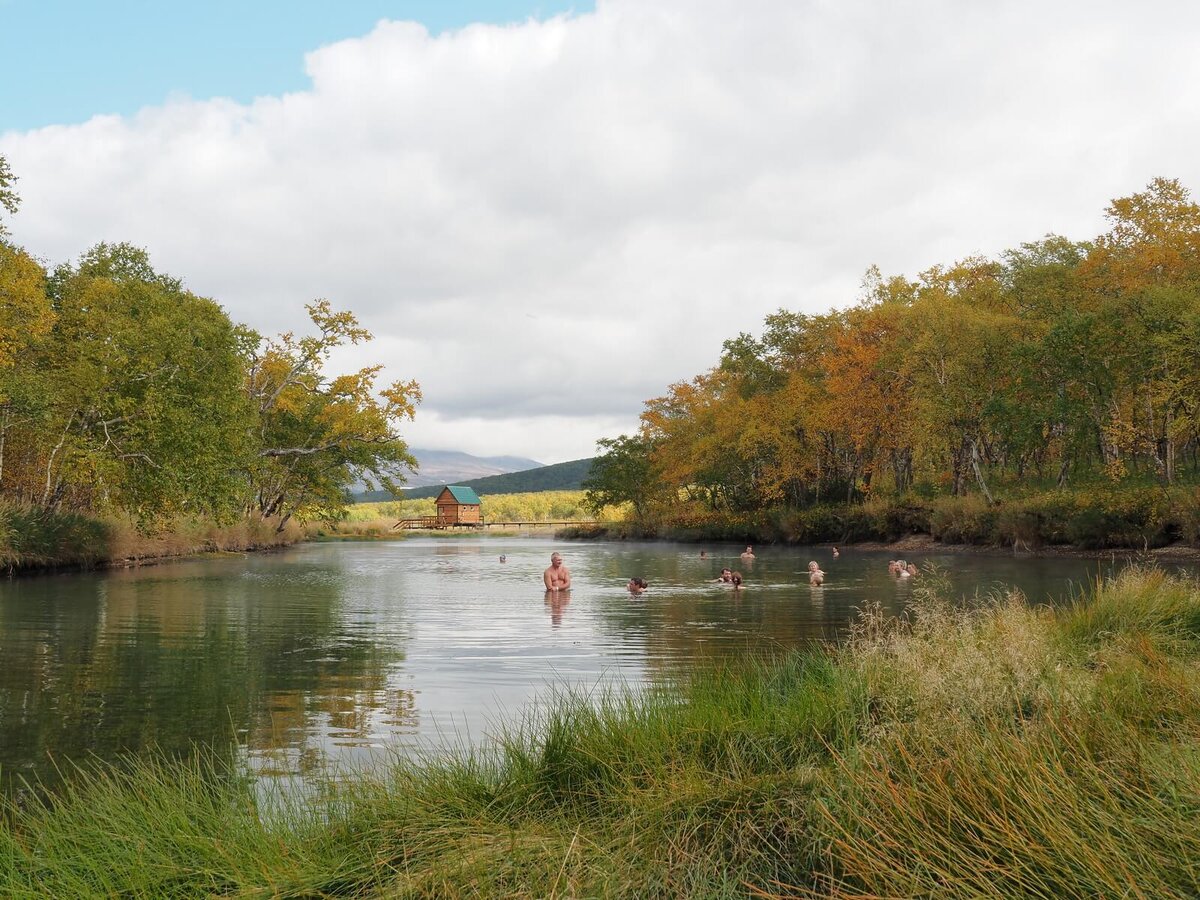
[0, 501, 110, 572]
[4, 568, 1200, 896]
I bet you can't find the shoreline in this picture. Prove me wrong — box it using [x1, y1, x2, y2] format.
[5, 516, 307, 578]
[12, 519, 1200, 579]
[845, 533, 1200, 562]
[557, 522, 1200, 563]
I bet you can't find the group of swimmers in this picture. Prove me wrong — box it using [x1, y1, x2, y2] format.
[528, 547, 917, 598]
[704, 546, 917, 590]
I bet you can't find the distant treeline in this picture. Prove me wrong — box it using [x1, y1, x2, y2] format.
[0, 155, 419, 532]
[356, 457, 595, 502]
[585, 177, 1200, 538]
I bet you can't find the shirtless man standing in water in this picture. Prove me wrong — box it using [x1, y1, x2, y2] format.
[543, 552, 572, 591]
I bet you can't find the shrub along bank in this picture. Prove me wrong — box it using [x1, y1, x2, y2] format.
[3, 567, 1200, 896]
[568, 484, 1200, 552]
[0, 501, 305, 574]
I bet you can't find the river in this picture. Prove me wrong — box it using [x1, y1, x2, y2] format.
[0, 538, 1141, 792]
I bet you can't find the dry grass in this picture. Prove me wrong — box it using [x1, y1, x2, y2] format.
[846, 569, 1090, 733]
[103, 515, 308, 564]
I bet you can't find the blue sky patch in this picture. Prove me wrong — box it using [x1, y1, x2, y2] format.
[0, 1, 592, 131]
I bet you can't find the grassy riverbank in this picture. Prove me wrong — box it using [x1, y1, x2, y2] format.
[567, 484, 1200, 554]
[0, 501, 305, 574]
[3, 566, 1200, 896]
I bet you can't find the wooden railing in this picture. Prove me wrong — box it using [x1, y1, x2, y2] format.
[392, 517, 603, 531]
[392, 516, 450, 529]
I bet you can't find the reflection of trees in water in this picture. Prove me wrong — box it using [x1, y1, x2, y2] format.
[0, 560, 413, 793]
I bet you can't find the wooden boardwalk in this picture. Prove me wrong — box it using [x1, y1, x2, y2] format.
[393, 518, 601, 531]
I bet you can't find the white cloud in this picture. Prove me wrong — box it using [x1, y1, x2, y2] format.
[5, 0, 1200, 461]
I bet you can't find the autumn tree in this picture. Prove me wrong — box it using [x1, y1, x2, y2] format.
[622, 177, 1200, 522]
[246, 301, 421, 527]
[0, 244, 54, 489]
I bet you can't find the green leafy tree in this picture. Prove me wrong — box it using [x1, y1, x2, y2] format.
[0, 155, 18, 238]
[584, 434, 661, 518]
[247, 301, 420, 528]
[32, 244, 255, 520]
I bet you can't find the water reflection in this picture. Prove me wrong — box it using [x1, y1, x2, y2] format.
[544, 590, 570, 626]
[0, 538, 1169, 793]
[0, 554, 413, 792]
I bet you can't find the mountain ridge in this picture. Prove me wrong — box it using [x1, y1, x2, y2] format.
[402, 447, 544, 488]
[354, 457, 595, 502]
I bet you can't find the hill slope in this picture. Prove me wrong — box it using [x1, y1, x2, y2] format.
[353, 458, 595, 502]
[403, 448, 544, 488]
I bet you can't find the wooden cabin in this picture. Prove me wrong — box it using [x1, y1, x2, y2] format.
[435, 485, 482, 525]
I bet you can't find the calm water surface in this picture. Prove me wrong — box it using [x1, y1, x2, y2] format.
[0, 539, 1148, 790]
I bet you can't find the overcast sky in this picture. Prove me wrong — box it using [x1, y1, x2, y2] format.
[4, 0, 1200, 463]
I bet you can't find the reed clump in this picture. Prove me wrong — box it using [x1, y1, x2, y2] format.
[0, 500, 111, 572]
[3, 567, 1200, 896]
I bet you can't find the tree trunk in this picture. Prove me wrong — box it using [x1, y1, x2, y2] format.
[1165, 406, 1176, 485]
[970, 438, 996, 505]
[42, 419, 73, 507]
[1057, 456, 1070, 488]
[891, 447, 912, 493]
[951, 439, 969, 497]
[846, 452, 860, 503]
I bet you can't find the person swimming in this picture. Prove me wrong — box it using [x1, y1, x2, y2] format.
[627, 577, 648, 595]
[740, 546, 756, 560]
[543, 552, 572, 591]
[730, 571, 744, 591]
[832, 547, 840, 558]
[710, 567, 733, 583]
[499, 554, 507, 563]
[808, 560, 825, 585]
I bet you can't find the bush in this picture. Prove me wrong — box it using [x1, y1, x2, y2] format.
[1168, 488, 1200, 546]
[781, 505, 842, 543]
[1063, 488, 1172, 549]
[872, 497, 931, 539]
[929, 495, 996, 544]
[0, 502, 111, 572]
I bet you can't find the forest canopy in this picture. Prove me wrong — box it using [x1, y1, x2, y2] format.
[0, 156, 419, 529]
[587, 178, 1200, 520]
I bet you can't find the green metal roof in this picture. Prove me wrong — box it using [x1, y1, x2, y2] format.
[440, 485, 481, 505]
